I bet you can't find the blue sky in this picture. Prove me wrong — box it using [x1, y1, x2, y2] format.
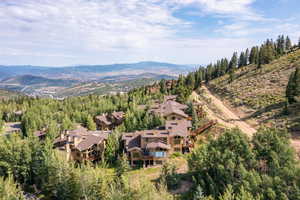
[0, 0, 299, 66]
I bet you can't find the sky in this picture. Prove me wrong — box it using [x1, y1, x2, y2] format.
[0, 0, 300, 66]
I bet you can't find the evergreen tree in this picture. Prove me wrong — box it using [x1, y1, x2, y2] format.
[285, 36, 292, 51]
[238, 52, 245, 68]
[116, 153, 131, 177]
[86, 115, 96, 131]
[229, 52, 238, 71]
[0, 176, 26, 199]
[286, 67, 300, 104]
[159, 79, 167, 94]
[249, 47, 258, 64]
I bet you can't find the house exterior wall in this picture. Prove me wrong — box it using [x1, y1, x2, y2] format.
[165, 113, 186, 121]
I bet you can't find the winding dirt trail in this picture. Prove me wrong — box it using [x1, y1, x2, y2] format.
[192, 86, 256, 137]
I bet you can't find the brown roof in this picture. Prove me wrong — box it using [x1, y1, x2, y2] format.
[163, 102, 189, 118]
[68, 125, 88, 136]
[164, 95, 177, 102]
[141, 130, 169, 138]
[146, 142, 171, 150]
[128, 146, 142, 152]
[111, 111, 124, 120]
[76, 135, 105, 151]
[34, 130, 46, 137]
[149, 100, 188, 118]
[95, 114, 111, 125]
[166, 120, 191, 137]
[4, 122, 22, 134]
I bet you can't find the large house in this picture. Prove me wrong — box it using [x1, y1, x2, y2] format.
[94, 111, 125, 130]
[149, 97, 189, 121]
[122, 96, 193, 167]
[54, 126, 111, 162]
[122, 119, 192, 167]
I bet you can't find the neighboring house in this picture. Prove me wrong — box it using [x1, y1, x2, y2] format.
[94, 111, 125, 130]
[34, 130, 47, 140]
[122, 119, 192, 167]
[3, 122, 22, 135]
[149, 98, 189, 120]
[54, 125, 111, 162]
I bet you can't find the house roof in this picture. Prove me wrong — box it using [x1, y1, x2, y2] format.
[76, 135, 105, 151]
[111, 111, 125, 120]
[163, 102, 189, 118]
[34, 130, 46, 137]
[140, 130, 169, 138]
[146, 142, 171, 150]
[166, 120, 191, 138]
[95, 114, 111, 125]
[128, 146, 142, 152]
[149, 100, 188, 118]
[164, 95, 177, 102]
[4, 122, 22, 134]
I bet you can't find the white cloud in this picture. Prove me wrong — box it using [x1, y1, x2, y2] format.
[0, 0, 299, 66]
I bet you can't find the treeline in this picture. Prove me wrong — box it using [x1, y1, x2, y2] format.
[201, 35, 296, 82]
[144, 35, 299, 104]
[0, 133, 172, 199]
[188, 128, 300, 200]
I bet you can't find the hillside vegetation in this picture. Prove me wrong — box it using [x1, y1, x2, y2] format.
[209, 49, 300, 131]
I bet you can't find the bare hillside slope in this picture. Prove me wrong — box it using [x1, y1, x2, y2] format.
[209, 49, 300, 133]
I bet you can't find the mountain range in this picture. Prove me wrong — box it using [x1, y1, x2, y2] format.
[0, 61, 193, 97]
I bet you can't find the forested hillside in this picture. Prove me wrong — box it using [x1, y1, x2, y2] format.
[0, 35, 300, 200]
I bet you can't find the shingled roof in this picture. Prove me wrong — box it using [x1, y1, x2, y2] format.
[149, 99, 188, 118]
[95, 114, 112, 125]
[76, 135, 105, 151]
[166, 120, 192, 137]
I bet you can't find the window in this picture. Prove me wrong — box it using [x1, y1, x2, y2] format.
[149, 152, 166, 158]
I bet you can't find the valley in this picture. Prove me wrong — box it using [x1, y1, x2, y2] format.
[0, 62, 190, 98]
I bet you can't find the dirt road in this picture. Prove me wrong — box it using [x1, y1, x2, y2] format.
[192, 86, 256, 137]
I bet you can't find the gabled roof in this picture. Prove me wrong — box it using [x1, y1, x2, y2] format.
[166, 120, 191, 138]
[76, 135, 105, 151]
[128, 146, 142, 152]
[149, 99, 189, 118]
[95, 114, 111, 125]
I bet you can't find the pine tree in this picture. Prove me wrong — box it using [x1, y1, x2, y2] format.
[286, 67, 300, 104]
[238, 52, 245, 68]
[229, 52, 238, 71]
[249, 47, 258, 64]
[285, 36, 292, 52]
[86, 115, 96, 131]
[116, 153, 131, 177]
